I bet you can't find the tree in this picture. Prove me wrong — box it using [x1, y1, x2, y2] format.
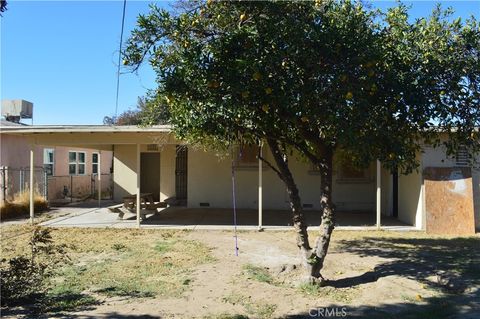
[103, 95, 170, 126]
[124, 0, 479, 284]
[0, 1, 7, 15]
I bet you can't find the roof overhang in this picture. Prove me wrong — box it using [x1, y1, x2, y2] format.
[0, 125, 179, 147]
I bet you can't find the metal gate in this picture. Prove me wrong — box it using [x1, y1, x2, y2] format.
[175, 145, 188, 205]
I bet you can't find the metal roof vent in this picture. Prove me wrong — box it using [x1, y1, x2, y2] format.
[1, 99, 33, 123]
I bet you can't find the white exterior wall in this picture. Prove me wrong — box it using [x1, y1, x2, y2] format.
[398, 163, 423, 228]
[381, 167, 393, 216]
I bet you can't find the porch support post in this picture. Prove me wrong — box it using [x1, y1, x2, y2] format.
[29, 145, 34, 224]
[376, 159, 381, 229]
[136, 144, 141, 228]
[97, 151, 101, 208]
[258, 142, 263, 231]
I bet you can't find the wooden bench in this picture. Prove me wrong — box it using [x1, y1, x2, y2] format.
[108, 193, 168, 220]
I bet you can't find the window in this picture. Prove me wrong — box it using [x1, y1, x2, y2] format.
[147, 144, 159, 151]
[43, 149, 54, 176]
[92, 153, 99, 175]
[234, 144, 258, 168]
[455, 145, 470, 167]
[69, 151, 86, 175]
[337, 162, 371, 182]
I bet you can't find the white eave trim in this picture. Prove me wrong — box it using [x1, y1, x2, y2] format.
[0, 124, 173, 134]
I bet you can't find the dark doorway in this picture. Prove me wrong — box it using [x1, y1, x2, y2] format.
[140, 153, 160, 202]
[393, 168, 398, 218]
[175, 146, 188, 205]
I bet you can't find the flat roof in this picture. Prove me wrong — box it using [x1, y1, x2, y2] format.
[0, 124, 172, 134]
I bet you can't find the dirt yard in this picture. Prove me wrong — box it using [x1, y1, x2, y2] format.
[1, 225, 479, 319]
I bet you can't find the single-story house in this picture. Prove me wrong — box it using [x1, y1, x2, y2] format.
[0, 125, 478, 234]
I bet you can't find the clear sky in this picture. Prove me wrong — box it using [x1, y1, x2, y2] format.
[1, 0, 479, 125]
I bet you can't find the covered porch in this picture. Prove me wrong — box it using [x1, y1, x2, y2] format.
[1, 125, 420, 230]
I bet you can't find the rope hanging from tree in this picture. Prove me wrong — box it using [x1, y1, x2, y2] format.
[231, 144, 241, 257]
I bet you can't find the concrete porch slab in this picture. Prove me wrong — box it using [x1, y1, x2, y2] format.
[39, 204, 416, 231]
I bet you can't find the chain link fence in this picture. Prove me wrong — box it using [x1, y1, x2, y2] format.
[47, 173, 113, 204]
[0, 166, 47, 202]
[1, 166, 113, 204]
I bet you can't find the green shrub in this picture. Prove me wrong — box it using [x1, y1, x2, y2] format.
[0, 227, 67, 306]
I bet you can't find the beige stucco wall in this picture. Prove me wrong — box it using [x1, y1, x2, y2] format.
[113, 144, 177, 202]
[113, 144, 379, 211]
[187, 147, 377, 211]
[0, 135, 43, 168]
[160, 145, 176, 202]
[113, 145, 138, 201]
[332, 161, 376, 212]
[46, 146, 112, 176]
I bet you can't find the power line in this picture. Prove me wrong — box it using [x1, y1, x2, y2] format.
[114, 0, 127, 121]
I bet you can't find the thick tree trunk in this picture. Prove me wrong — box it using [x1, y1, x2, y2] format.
[267, 139, 317, 282]
[266, 139, 335, 284]
[309, 148, 335, 283]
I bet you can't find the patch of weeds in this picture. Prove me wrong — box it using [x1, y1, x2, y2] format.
[244, 302, 277, 319]
[401, 294, 422, 303]
[299, 282, 322, 295]
[154, 240, 176, 253]
[42, 290, 97, 312]
[221, 292, 245, 306]
[94, 286, 155, 298]
[299, 283, 357, 303]
[111, 243, 127, 251]
[222, 293, 276, 319]
[243, 264, 274, 284]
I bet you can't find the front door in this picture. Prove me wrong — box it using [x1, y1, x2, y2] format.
[140, 152, 160, 202]
[175, 146, 188, 205]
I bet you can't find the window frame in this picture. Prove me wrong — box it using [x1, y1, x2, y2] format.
[43, 148, 55, 176]
[455, 145, 471, 167]
[234, 144, 259, 170]
[92, 152, 99, 175]
[336, 162, 372, 183]
[68, 151, 87, 175]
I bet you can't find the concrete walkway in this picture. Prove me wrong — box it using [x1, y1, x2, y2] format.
[38, 203, 417, 231]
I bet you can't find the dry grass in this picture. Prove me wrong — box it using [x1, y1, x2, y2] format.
[0, 188, 48, 219]
[1, 225, 215, 310]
